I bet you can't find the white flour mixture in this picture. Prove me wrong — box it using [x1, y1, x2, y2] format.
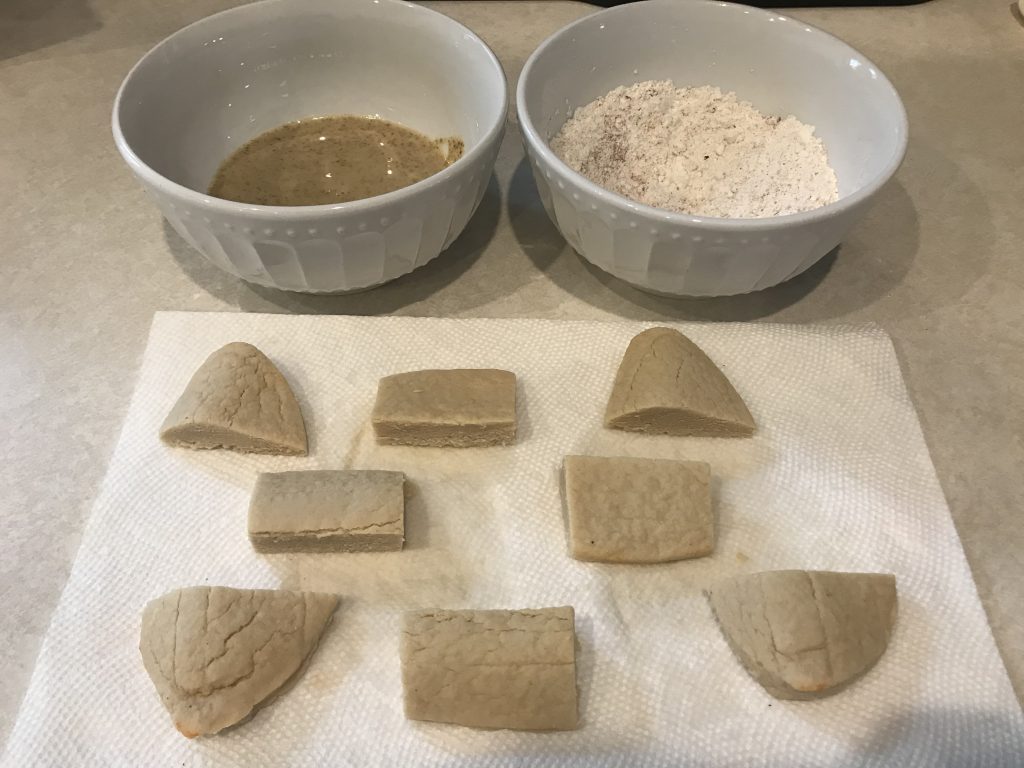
[551, 81, 838, 218]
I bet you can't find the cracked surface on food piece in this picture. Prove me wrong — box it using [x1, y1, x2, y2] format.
[706, 570, 897, 700]
[401, 607, 578, 731]
[563, 455, 713, 563]
[248, 470, 405, 553]
[372, 369, 517, 447]
[160, 342, 308, 455]
[604, 327, 755, 437]
[139, 586, 337, 737]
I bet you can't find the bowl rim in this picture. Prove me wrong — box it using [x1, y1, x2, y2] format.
[111, 0, 508, 219]
[516, 0, 909, 231]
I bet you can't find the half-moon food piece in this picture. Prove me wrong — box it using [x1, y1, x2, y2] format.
[160, 342, 307, 455]
[401, 606, 578, 730]
[604, 327, 755, 437]
[139, 586, 338, 737]
[706, 570, 897, 700]
[372, 369, 517, 447]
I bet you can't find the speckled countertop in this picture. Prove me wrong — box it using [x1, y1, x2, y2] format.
[1, 0, 1022, 745]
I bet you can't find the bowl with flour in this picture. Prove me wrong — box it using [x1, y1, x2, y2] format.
[517, 0, 907, 296]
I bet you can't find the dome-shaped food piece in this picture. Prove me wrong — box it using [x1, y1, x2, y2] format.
[605, 327, 755, 437]
[160, 342, 307, 455]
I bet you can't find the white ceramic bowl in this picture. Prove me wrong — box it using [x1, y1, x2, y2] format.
[113, 0, 506, 293]
[517, 0, 907, 297]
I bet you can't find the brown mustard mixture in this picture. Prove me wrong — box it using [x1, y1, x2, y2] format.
[208, 115, 464, 206]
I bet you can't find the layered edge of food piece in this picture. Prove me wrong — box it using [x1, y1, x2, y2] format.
[248, 470, 406, 553]
[372, 369, 517, 448]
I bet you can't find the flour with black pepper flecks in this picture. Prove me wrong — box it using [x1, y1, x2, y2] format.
[550, 81, 838, 218]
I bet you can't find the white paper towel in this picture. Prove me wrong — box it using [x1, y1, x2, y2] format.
[4, 312, 1022, 767]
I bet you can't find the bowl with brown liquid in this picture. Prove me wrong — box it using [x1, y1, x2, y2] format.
[112, 0, 506, 293]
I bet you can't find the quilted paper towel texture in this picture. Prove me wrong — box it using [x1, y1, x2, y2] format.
[3, 313, 1022, 767]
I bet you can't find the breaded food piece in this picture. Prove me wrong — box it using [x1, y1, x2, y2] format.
[706, 570, 897, 699]
[401, 606, 578, 730]
[372, 369, 516, 447]
[563, 455, 713, 563]
[605, 327, 755, 437]
[140, 586, 337, 737]
[248, 470, 405, 553]
[160, 342, 307, 455]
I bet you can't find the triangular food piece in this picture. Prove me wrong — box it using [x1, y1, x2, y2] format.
[140, 586, 338, 737]
[706, 570, 897, 700]
[160, 342, 308, 455]
[604, 327, 755, 437]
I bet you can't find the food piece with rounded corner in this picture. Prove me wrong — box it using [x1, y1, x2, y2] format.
[160, 342, 307, 455]
[563, 454, 713, 563]
[605, 327, 755, 437]
[139, 586, 337, 737]
[706, 570, 897, 699]
[372, 369, 516, 447]
[401, 606, 578, 730]
[248, 469, 405, 553]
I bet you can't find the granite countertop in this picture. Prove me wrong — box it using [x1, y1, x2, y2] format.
[2, 0, 1022, 745]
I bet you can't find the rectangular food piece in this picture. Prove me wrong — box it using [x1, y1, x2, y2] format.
[563, 455, 713, 563]
[401, 607, 578, 731]
[372, 369, 516, 448]
[248, 470, 405, 553]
